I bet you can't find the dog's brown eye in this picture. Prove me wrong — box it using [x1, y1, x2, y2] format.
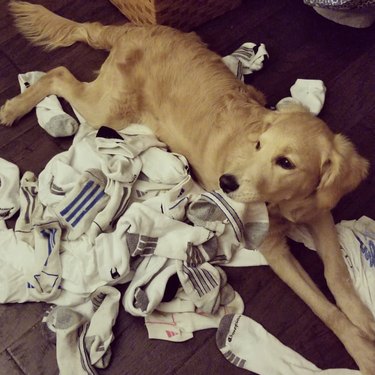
[255, 141, 261, 150]
[276, 156, 295, 170]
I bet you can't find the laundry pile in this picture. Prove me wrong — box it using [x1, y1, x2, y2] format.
[0, 42, 371, 375]
[0, 121, 270, 373]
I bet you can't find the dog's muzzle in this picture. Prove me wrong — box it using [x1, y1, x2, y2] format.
[219, 174, 239, 193]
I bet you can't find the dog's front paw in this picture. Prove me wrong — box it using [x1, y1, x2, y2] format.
[344, 326, 375, 375]
[345, 303, 375, 341]
[0, 101, 18, 126]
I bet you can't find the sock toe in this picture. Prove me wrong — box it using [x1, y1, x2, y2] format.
[45, 306, 83, 331]
[44, 114, 78, 137]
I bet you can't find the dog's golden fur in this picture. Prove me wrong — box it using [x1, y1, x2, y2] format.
[1, 2, 374, 373]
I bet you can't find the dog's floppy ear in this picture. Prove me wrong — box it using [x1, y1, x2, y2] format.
[315, 133, 369, 210]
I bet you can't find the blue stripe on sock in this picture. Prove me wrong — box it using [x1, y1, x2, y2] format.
[65, 184, 100, 223]
[71, 190, 106, 228]
[41, 228, 57, 266]
[59, 180, 94, 216]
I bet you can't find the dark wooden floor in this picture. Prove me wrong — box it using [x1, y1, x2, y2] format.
[0, 0, 374, 374]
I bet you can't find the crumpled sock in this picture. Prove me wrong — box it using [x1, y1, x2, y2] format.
[43, 306, 96, 375]
[276, 79, 326, 115]
[223, 42, 269, 81]
[84, 286, 121, 369]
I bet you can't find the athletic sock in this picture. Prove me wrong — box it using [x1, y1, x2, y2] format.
[43, 306, 96, 375]
[223, 43, 269, 81]
[177, 261, 223, 314]
[18, 71, 78, 137]
[55, 169, 109, 240]
[216, 314, 360, 375]
[84, 286, 121, 368]
[123, 255, 169, 316]
[15, 171, 44, 244]
[277, 79, 326, 115]
[0, 157, 20, 220]
[145, 291, 244, 342]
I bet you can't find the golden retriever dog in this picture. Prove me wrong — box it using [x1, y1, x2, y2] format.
[1, 2, 374, 373]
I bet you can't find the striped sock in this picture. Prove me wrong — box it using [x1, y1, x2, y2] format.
[56, 169, 108, 240]
[177, 261, 223, 314]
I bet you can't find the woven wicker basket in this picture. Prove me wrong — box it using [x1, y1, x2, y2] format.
[109, 0, 242, 30]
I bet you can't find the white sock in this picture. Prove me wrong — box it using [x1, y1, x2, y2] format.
[122, 201, 214, 262]
[145, 291, 244, 342]
[18, 71, 79, 137]
[131, 259, 178, 316]
[277, 79, 326, 115]
[216, 314, 360, 375]
[177, 261, 224, 314]
[139, 148, 190, 185]
[223, 43, 269, 81]
[84, 286, 121, 368]
[43, 306, 96, 375]
[55, 169, 109, 240]
[123, 255, 169, 316]
[0, 157, 20, 220]
[15, 171, 45, 245]
[26, 222, 62, 301]
[187, 191, 269, 266]
[96, 126, 165, 159]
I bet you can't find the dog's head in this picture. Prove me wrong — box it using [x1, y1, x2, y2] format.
[220, 104, 369, 222]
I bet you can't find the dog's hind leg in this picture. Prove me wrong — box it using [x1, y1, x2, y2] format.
[0, 66, 94, 127]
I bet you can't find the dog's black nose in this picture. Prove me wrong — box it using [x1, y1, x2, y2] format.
[219, 174, 239, 193]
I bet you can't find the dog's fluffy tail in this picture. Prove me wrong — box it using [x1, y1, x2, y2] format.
[9, 1, 134, 51]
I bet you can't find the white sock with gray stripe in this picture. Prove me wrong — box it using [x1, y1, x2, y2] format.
[43, 306, 96, 375]
[177, 261, 224, 314]
[0, 157, 20, 221]
[222, 43, 269, 81]
[84, 286, 121, 369]
[216, 314, 360, 375]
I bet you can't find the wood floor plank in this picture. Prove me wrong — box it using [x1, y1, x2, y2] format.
[0, 124, 64, 175]
[0, 350, 24, 375]
[7, 320, 58, 375]
[0, 302, 48, 352]
[242, 1, 375, 107]
[318, 46, 375, 134]
[196, 0, 287, 55]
